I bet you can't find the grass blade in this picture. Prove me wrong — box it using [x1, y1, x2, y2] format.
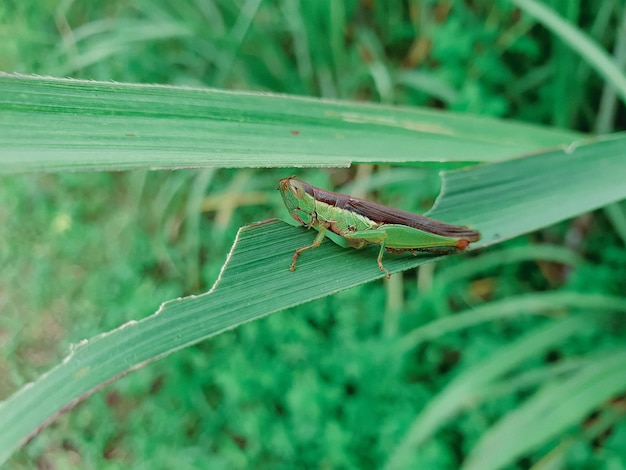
[0, 74, 582, 173]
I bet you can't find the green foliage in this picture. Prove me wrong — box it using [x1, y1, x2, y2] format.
[2, 1, 626, 469]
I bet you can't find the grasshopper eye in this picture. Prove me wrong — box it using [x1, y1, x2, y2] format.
[290, 180, 306, 198]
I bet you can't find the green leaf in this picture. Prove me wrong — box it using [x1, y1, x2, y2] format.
[1, 134, 626, 463]
[0, 74, 582, 173]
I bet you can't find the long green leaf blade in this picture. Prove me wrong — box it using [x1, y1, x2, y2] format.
[0, 74, 582, 173]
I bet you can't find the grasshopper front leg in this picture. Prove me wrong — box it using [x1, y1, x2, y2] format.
[290, 221, 330, 271]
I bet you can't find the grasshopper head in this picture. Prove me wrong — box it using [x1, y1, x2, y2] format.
[278, 176, 317, 226]
[278, 176, 305, 198]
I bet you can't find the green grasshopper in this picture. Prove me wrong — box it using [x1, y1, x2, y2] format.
[278, 176, 480, 278]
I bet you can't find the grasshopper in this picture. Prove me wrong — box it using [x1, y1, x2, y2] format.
[278, 176, 480, 278]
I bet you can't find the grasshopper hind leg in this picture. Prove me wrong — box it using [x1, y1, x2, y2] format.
[377, 241, 391, 279]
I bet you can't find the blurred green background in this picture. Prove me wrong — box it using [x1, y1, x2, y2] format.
[2, 0, 626, 468]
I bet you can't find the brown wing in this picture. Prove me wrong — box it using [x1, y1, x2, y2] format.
[346, 197, 480, 241]
[297, 179, 352, 207]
